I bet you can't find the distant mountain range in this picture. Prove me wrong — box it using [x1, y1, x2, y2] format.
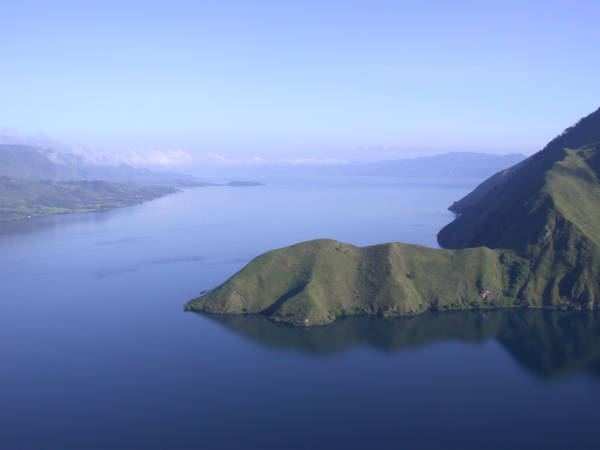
[0, 144, 199, 186]
[200, 151, 526, 179]
[0, 144, 526, 182]
[0, 143, 524, 222]
[324, 152, 526, 178]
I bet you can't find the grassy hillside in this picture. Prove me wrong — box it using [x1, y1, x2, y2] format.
[437, 108, 600, 309]
[0, 177, 176, 221]
[187, 107, 600, 326]
[186, 239, 532, 326]
[447, 107, 600, 215]
[447, 159, 527, 214]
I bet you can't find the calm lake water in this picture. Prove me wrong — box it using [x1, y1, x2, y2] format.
[1, 176, 600, 449]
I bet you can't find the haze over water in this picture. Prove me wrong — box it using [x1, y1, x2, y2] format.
[1, 176, 600, 449]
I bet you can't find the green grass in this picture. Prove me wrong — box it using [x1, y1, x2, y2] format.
[185, 239, 534, 326]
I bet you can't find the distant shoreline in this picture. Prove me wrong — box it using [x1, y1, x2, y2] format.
[0, 178, 265, 222]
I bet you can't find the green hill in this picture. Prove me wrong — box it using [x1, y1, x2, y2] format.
[186, 107, 600, 326]
[186, 239, 528, 326]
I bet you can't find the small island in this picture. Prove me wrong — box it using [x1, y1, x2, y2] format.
[186, 107, 600, 326]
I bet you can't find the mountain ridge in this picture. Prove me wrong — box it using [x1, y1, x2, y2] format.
[340, 151, 526, 178]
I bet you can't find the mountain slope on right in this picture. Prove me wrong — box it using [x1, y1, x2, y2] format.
[438, 107, 600, 308]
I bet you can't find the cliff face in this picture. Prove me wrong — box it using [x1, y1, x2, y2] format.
[186, 107, 600, 326]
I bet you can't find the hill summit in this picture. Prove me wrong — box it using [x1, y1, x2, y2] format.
[186, 107, 600, 326]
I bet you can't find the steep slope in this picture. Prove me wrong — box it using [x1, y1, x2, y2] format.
[447, 108, 600, 216]
[186, 107, 600, 326]
[438, 116, 600, 249]
[447, 158, 527, 214]
[438, 109, 600, 308]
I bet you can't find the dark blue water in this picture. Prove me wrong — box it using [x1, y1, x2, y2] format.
[1, 176, 600, 449]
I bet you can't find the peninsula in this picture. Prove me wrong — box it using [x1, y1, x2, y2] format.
[0, 177, 177, 221]
[0, 144, 264, 221]
[186, 107, 600, 326]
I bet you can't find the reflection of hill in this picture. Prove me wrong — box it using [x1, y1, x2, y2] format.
[199, 310, 600, 379]
[496, 312, 600, 379]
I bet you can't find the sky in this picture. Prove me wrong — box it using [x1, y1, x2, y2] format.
[1, 0, 600, 164]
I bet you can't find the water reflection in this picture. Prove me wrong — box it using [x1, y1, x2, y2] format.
[0, 207, 119, 237]
[200, 310, 600, 380]
[93, 255, 205, 278]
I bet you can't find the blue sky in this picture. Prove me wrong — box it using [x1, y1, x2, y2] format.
[1, 0, 599, 162]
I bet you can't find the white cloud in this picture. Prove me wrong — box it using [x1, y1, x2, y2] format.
[280, 157, 348, 165]
[200, 152, 235, 164]
[0, 128, 195, 167]
[196, 152, 348, 166]
[66, 147, 195, 167]
[0, 128, 71, 152]
[122, 149, 194, 166]
[194, 153, 271, 165]
[0, 128, 25, 142]
[0, 128, 348, 168]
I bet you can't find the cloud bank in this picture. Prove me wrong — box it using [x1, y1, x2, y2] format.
[0, 128, 348, 168]
[0, 128, 195, 167]
[195, 153, 348, 165]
